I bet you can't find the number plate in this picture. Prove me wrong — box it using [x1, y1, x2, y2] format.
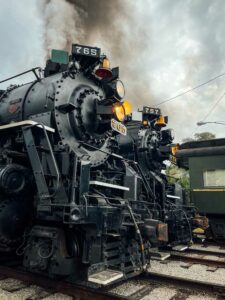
[143, 106, 161, 115]
[72, 44, 100, 58]
[111, 119, 127, 136]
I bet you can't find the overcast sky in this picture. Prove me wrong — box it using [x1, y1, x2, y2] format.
[1, 0, 225, 142]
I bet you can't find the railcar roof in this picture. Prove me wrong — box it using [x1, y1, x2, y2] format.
[180, 138, 225, 150]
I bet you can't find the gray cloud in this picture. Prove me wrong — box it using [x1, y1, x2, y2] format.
[40, 0, 154, 112]
[0, 0, 45, 87]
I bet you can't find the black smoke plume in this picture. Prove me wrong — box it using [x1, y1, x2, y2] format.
[41, 0, 153, 107]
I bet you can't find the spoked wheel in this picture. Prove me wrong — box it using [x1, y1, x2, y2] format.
[0, 198, 32, 252]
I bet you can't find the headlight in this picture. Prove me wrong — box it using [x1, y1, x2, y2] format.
[115, 80, 125, 100]
[103, 79, 125, 101]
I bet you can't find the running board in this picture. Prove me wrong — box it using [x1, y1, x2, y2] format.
[89, 180, 129, 191]
[88, 269, 123, 285]
[0, 120, 55, 132]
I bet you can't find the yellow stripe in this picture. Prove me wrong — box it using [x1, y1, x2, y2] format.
[193, 189, 225, 192]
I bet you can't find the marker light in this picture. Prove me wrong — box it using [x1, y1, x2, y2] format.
[113, 101, 132, 122]
[113, 104, 125, 122]
[123, 100, 132, 115]
[95, 57, 112, 79]
[171, 144, 180, 156]
[143, 120, 149, 126]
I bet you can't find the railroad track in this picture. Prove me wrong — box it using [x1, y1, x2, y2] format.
[190, 245, 225, 257]
[141, 271, 225, 297]
[108, 271, 225, 299]
[170, 250, 225, 269]
[201, 239, 225, 248]
[0, 265, 124, 300]
[0, 264, 224, 299]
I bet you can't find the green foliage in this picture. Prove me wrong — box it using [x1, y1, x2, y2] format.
[194, 132, 216, 141]
[166, 164, 190, 190]
[182, 132, 216, 143]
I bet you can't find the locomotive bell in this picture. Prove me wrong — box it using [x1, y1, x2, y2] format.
[95, 57, 112, 79]
[155, 115, 167, 127]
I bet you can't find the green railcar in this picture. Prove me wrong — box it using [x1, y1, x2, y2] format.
[176, 138, 225, 239]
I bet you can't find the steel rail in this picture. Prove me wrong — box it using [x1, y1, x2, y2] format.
[170, 252, 225, 268]
[1, 260, 225, 299]
[188, 247, 225, 256]
[144, 271, 225, 295]
[0, 264, 225, 299]
[0, 265, 126, 300]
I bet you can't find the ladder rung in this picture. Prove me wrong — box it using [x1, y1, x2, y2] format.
[36, 146, 51, 152]
[43, 174, 58, 178]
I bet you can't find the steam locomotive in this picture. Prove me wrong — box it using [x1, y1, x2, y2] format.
[117, 108, 196, 249]
[0, 44, 195, 286]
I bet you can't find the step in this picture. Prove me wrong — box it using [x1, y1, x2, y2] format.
[149, 250, 170, 261]
[103, 249, 119, 258]
[152, 253, 171, 261]
[104, 242, 120, 250]
[103, 232, 121, 237]
[88, 269, 123, 285]
[122, 221, 144, 226]
[172, 244, 189, 252]
[36, 146, 51, 152]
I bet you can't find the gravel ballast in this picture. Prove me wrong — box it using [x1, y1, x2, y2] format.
[149, 259, 225, 285]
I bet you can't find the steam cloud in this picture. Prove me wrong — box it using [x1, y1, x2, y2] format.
[42, 0, 134, 57]
[1, 0, 225, 141]
[41, 0, 152, 110]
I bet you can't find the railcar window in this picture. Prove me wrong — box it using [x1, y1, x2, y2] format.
[203, 169, 225, 187]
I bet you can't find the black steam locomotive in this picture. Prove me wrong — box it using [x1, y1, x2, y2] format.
[117, 107, 195, 249]
[0, 44, 194, 286]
